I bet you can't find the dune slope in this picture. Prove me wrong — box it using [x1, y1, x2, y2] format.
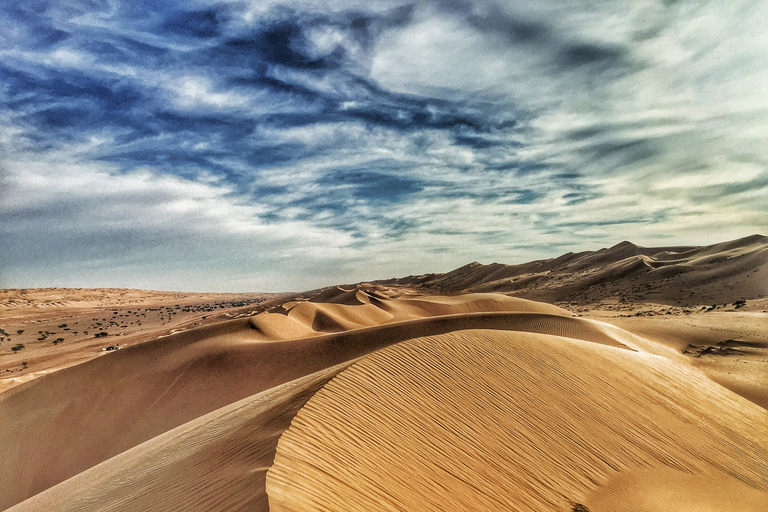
[0, 294, 607, 510]
[267, 329, 768, 511]
[385, 234, 768, 306]
[606, 312, 768, 410]
[6, 362, 353, 512]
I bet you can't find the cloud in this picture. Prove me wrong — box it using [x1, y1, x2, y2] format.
[1, 0, 767, 291]
[0, 143, 356, 291]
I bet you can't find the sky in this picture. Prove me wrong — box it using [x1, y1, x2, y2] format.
[1, 0, 767, 292]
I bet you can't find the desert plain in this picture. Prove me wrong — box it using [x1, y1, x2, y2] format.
[1, 235, 767, 511]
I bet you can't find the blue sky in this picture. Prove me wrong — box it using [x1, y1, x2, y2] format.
[1, 0, 767, 292]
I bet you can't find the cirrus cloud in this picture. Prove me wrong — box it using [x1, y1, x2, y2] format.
[1, 0, 766, 291]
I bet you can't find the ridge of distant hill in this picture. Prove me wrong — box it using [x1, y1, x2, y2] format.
[378, 234, 768, 306]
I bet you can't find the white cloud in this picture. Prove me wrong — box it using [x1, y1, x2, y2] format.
[654, 162, 765, 190]
[0, 139, 358, 291]
[170, 76, 247, 110]
[233, 0, 409, 23]
[3, 0, 768, 291]
[370, 9, 522, 98]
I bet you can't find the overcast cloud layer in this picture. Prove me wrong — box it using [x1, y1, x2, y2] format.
[2, 0, 767, 291]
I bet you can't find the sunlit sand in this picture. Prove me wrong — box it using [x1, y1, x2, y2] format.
[2, 236, 766, 511]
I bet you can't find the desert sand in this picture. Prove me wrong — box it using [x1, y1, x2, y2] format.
[0, 288, 282, 393]
[268, 330, 768, 512]
[386, 234, 768, 307]
[1, 235, 767, 511]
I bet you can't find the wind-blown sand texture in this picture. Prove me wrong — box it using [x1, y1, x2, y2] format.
[2, 292, 587, 510]
[268, 330, 768, 511]
[4, 363, 353, 512]
[2, 235, 766, 511]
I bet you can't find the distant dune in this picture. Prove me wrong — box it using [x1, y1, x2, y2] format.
[0, 288, 270, 311]
[1, 236, 767, 511]
[0, 289, 281, 394]
[381, 234, 768, 306]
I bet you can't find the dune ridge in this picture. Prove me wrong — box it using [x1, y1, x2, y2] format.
[5, 362, 354, 512]
[382, 234, 768, 306]
[3, 287, 766, 511]
[1, 293, 622, 510]
[267, 329, 768, 511]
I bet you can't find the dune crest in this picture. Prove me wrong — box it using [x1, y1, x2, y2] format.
[5, 362, 354, 512]
[0, 293, 584, 510]
[383, 234, 768, 306]
[267, 329, 768, 511]
[3, 286, 766, 511]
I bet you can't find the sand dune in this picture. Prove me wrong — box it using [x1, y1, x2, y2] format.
[267, 329, 768, 511]
[383, 234, 768, 306]
[585, 466, 768, 512]
[0, 289, 278, 394]
[605, 312, 768, 410]
[6, 363, 354, 512]
[1, 293, 601, 510]
[2, 281, 766, 511]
